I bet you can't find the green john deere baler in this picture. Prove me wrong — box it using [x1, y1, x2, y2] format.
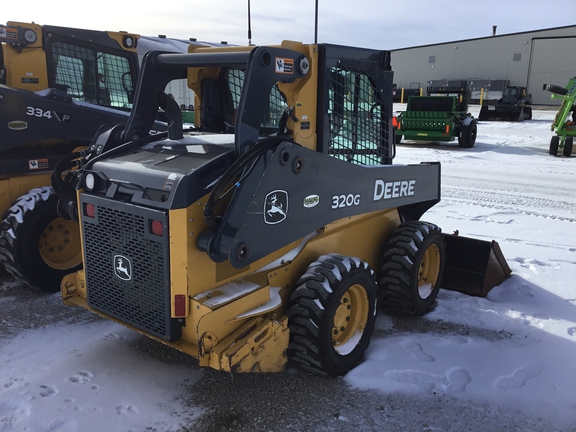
[395, 83, 477, 148]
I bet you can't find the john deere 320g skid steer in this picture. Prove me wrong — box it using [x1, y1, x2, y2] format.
[55, 41, 510, 376]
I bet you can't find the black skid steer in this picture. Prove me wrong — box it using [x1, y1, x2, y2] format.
[478, 86, 532, 122]
[55, 41, 510, 376]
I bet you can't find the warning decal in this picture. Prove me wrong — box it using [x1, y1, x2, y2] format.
[275, 58, 294, 74]
[0, 26, 17, 40]
[29, 159, 49, 170]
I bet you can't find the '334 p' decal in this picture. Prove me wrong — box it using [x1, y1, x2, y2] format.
[26, 106, 71, 122]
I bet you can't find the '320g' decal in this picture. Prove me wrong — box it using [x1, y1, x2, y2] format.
[332, 193, 360, 209]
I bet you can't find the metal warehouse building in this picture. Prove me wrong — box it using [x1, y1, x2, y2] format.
[391, 25, 576, 105]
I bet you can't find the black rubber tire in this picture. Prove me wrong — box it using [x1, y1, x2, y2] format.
[563, 136, 573, 157]
[549, 136, 559, 156]
[395, 133, 402, 144]
[0, 187, 82, 292]
[524, 107, 532, 120]
[458, 119, 477, 148]
[287, 254, 377, 376]
[379, 221, 445, 316]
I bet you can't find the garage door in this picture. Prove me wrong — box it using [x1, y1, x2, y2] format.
[528, 37, 576, 105]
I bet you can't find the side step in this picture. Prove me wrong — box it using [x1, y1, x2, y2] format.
[441, 234, 512, 297]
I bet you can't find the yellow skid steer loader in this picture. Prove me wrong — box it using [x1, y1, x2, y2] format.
[0, 21, 220, 291]
[55, 41, 510, 376]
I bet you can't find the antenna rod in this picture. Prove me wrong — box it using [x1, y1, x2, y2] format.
[248, 0, 252, 45]
[314, 0, 318, 44]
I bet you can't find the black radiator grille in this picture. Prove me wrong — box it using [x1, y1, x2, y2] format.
[82, 195, 179, 341]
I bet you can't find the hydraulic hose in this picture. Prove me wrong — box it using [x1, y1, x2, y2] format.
[51, 150, 87, 202]
[203, 136, 287, 229]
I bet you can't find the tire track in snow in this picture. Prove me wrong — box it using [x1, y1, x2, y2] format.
[440, 185, 576, 223]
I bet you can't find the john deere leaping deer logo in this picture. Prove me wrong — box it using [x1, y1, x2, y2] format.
[264, 190, 288, 224]
[113, 255, 132, 281]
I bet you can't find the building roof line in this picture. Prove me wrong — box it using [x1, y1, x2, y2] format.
[392, 24, 576, 51]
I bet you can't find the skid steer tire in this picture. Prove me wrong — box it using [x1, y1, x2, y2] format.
[287, 254, 377, 376]
[549, 136, 559, 156]
[0, 187, 82, 292]
[563, 136, 573, 157]
[379, 221, 445, 316]
[458, 119, 477, 148]
[524, 107, 532, 121]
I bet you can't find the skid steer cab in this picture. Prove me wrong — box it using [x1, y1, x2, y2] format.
[56, 41, 509, 376]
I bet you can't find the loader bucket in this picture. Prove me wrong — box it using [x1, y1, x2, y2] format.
[441, 234, 512, 297]
[478, 105, 525, 122]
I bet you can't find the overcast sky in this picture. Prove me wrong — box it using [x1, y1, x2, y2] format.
[4, 0, 575, 50]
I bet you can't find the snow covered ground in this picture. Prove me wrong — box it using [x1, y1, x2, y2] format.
[1, 106, 575, 431]
[347, 106, 576, 430]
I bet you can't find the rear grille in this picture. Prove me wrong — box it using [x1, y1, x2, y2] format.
[81, 195, 180, 341]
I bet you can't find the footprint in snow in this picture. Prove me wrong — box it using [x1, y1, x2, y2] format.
[116, 404, 139, 416]
[0, 399, 32, 424]
[567, 326, 576, 336]
[69, 371, 93, 384]
[494, 367, 540, 391]
[39, 385, 58, 397]
[445, 368, 472, 393]
[3, 377, 24, 389]
[385, 367, 471, 394]
[401, 340, 435, 362]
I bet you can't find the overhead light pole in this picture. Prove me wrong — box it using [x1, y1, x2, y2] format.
[248, 0, 253, 45]
[314, 0, 318, 44]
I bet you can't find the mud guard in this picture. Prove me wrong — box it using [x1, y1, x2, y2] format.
[441, 234, 512, 297]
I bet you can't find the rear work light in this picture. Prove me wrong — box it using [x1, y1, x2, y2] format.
[150, 220, 163, 236]
[84, 203, 96, 218]
[174, 294, 186, 317]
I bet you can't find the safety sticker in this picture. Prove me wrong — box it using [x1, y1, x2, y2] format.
[21, 77, 39, 84]
[0, 26, 17, 40]
[29, 159, 49, 170]
[275, 58, 294, 74]
[163, 173, 178, 190]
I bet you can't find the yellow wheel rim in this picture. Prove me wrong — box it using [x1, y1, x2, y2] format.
[39, 218, 82, 270]
[332, 283, 369, 354]
[418, 243, 441, 299]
